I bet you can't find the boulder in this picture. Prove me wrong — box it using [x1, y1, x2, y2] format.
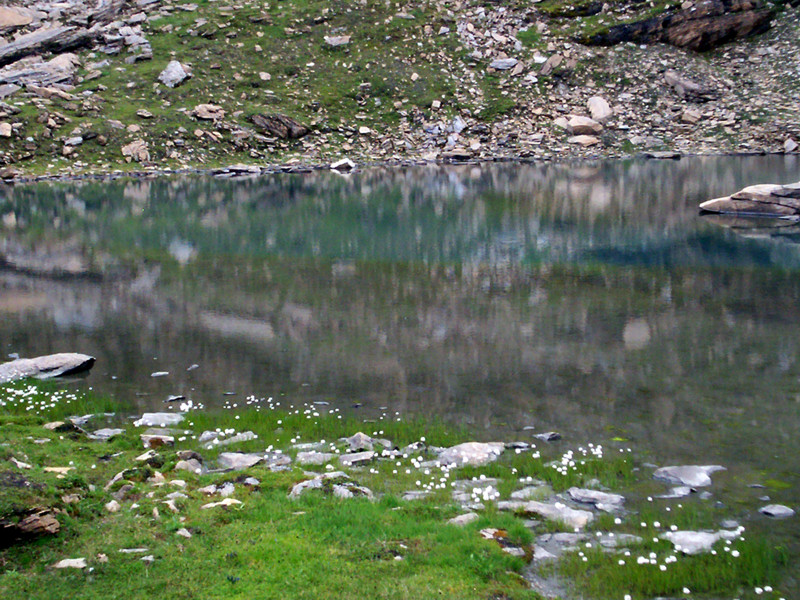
[192, 104, 225, 120]
[653, 465, 725, 487]
[338, 450, 375, 467]
[345, 432, 374, 452]
[158, 60, 191, 88]
[0, 353, 95, 383]
[296, 451, 336, 465]
[52, 558, 87, 569]
[249, 113, 309, 139]
[324, 35, 350, 47]
[587, 96, 613, 122]
[567, 116, 603, 135]
[665, 70, 719, 102]
[134, 413, 184, 427]
[699, 182, 800, 216]
[581, 0, 774, 52]
[759, 504, 795, 518]
[437, 442, 505, 467]
[490, 58, 518, 70]
[217, 451, 290, 471]
[121, 139, 149, 162]
[568, 135, 601, 147]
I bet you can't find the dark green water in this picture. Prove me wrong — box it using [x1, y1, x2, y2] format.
[1, 156, 799, 493]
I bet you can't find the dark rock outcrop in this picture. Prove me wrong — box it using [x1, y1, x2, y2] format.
[581, 0, 774, 52]
[0, 353, 96, 383]
[249, 113, 309, 139]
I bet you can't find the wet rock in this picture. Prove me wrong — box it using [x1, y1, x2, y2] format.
[653, 465, 725, 487]
[759, 504, 795, 518]
[661, 529, 739, 554]
[437, 442, 505, 467]
[567, 487, 625, 512]
[581, 0, 774, 52]
[158, 60, 191, 88]
[0, 353, 95, 383]
[497, 500, 593, 530]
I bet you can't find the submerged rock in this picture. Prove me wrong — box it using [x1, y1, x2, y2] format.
[0, 353, 95, 383]
[699, 182, 800, 217]
[653, 465, 725, 487]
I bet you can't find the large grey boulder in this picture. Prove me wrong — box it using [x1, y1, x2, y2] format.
[759, 504, 795, 518]
[567, 487, 625, 512]
[0, 353, 95, 383]
[653, 465, 725, 487]
[497, 500, 594, 530]
[158, 60, 190, 88]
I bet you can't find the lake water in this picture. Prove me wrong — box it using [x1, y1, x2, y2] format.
[2, 155, 800, 492]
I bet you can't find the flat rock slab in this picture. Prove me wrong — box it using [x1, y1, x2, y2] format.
[296, 451, 336, 465]
[510, 484, 553, 501]
[700, 181, 800, 216]
[289, 471, 374, 499]
[338, 450, 375, 467]
[134, 413, 184, 427]
[0, 353, 95, 383]
[437, 442, 505, 467]
[88, 428, 124, 441]
[653, 465, 725, 487]
[567, 487, 625, 511]
[217, 452, 290, 471]
[759, 504, 795, 518]
[661, 529, 738, 554]
[498, 500, 593, 530]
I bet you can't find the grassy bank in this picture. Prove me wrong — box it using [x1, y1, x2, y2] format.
[0, 381, 793, 599]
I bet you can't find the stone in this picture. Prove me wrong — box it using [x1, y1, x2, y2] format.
[324, 35, 350, 47]
[448, 512, 480, 526]
[681, 108, 702, 124]
[89, 428, 124, 441]
[402, 490, 432, 501]
[759, 504, 795, 518]
[0, 7, 33, 31]
[569, 135, 601, 147]
[533, 431, 561, 442]
[0, 122, 11, 137]
[134, 413, 184, 427]
[158, 60, 190, 88]
[339, 450, 376, 467]
[581, 0, 774, 51]
[587, 96, 613, 122]
[331, 158, 356, 171]
[785, 138, 798, 153]
[296, 451, 336, 465]
[699, 181, 800, 216]
[664, 70, 719, 102]
[510, 485, 553, 501]
[174, 458, 205, 474]
[567, 487, 625, 511]
[346, 432, 374, 452]
[661, 529, 739, 554]
[0, 27, 95, 68]
[490, 58, 518, 70]
[289, 471, 348, 498]
[437, 442, 505, 467]
[121, 139, 150, 162]
[192, 104, 225, 120]
[105, 500, 121, 513]
[52, 558, 87, 569]
[0, 353, 95, 383]
[201, 498, 242, 509]
[540, 53, 562, 76]
[249, 113, 308, 139]
[176, 528, 192, 538]
[15, 510, 60, 537]
[216, 452, 264, 470]
[209, 431, 257, 448]
[653, 465, 725, 487]
[567, 116, 603, 135]
[497, 500, 593, 530]
[140, 433, 174, 449]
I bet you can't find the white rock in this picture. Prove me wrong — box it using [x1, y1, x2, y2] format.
[661, 529, 738, 555]
[296, 451, 336, 465]
[567, 116, 603, 135]
[759, 504, 795, 518]
[587, 96, 613, 122]
[105, 500, 121, 513]
[201, 498, 242, 509]
[324, 35, 350, 47]
[785, 138, 798, 153]
[567, 487, 625, 511]
[331, 158, 356, 171]
[497, 500, 593, 530]
[653, 465, 725, 487]
[448, 512, 480, 526]
[52, 558, 87, 569]
[490, 58, 518, 70]
[438, 442, 505, 467]
[158, 60, 191, 88]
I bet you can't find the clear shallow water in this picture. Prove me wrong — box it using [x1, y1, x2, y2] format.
[1, 156, 800, 492]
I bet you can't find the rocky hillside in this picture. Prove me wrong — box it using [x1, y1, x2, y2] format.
[0, 0, 798, 179]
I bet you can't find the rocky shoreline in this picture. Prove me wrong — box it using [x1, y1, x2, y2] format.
[0, 0, 798, 182]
